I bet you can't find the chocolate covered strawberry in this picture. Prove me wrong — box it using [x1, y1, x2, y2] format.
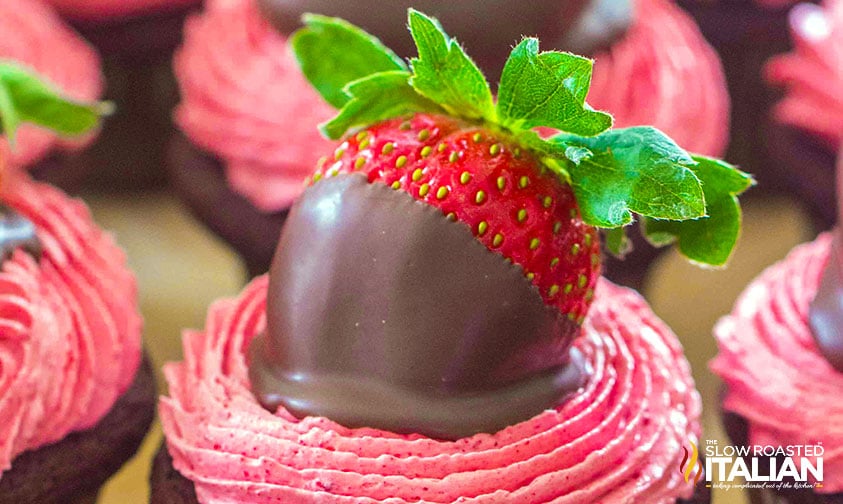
[245, 8, 754, 441]
[291, 10, 753, 326]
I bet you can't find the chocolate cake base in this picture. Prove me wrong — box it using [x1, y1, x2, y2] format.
[763, 123, 837, 233]
[721, 404, 842, 503]
[167, 133, 289, 278]
[149, 443, 198, 504]
[601, 221, 668, 292]
[676, 0, 800, 194]
[150, 440, 711, 503]
[29, 153, 93, 197]
[47, 5, 201, 192]
[0, 353, 156, 504]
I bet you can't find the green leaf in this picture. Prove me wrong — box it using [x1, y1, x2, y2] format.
[497, 38, 612, 136]
[321, 71, 443, 139]
[291, 14, 407, 109]
[0, 62, 108, 144]
[549, 126, 705, 228]
[604, 227, 632, 258]
[407, 9, 495, 121]
[642, 156, 754, 266]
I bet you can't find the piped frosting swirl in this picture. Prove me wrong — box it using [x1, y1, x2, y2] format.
[160, 277, 701, 503]
[0, 174, 141, 477]
[712, 234, 843, 493]
[173, 0, 335, 213]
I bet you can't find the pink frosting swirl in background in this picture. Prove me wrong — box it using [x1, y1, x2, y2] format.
[173, 0, 335, 213]
[589, 0, 730, 157]
[0, 175, 142, 477]
[160, 278, 701, 503]
[175, 0, 728, 214]
[43, 0, 199, 21]
[712, 234, 843, 493]
[0, 0, 103, 169]
[766, 0, 843, 149]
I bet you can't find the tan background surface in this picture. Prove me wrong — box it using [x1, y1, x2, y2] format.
[82, 190, 815, 504]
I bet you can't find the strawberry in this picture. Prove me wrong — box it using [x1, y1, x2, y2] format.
[292, 10, 752, 328]
[310, 113, 599, 322]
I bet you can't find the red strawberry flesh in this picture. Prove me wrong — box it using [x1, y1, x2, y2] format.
[308, 113, 601, 322]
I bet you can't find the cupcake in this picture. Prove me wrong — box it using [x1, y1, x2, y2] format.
[0, 0, 104, 192]
[712, 235, 842, 502]
[153, 11, 752, 502]
[711, 150, 843, 504]
[0, 65, 155, 503]
[41, 0, 201, 191]
[169, 0, 729, 287]
[765, 0, 843, 232]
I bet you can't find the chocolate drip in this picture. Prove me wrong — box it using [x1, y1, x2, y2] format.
[809, 237, 843, 372]
[257, 0, 632, 76]
[0, 204, 41, 263]
[249, 175, 586, 440]
[809, 151, 843, 373]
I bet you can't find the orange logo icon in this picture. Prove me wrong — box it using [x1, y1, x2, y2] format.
[680, 439, 704, 485]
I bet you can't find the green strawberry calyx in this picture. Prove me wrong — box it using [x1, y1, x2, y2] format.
[0, 61, 112, 148]
[291, 9, 754, 267]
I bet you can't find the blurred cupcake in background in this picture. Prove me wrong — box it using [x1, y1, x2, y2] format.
[42, 0, 202, 191]
[0, 174, 156, 504]
[169, 0, 730, 288]
[713, 237, 843, 503]
[0, 0, 104, 191]
[711, 155, 843, 503]
[765, 0, 843, 232]
[0, 66, 155, 504]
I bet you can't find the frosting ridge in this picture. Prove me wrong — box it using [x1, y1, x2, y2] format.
[0, 175, 141, 477]
[160, 277, 701, 503]
[712, 234, 843, 493]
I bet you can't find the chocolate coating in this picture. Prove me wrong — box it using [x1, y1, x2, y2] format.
[249, 174, 586, 440]
[257, 0, 631, 76]
[809, 236, 843, 373]
[0, 204, 42, 262]
[808, 152, 843, 373]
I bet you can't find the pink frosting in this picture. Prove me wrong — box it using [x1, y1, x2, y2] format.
[173, 0, 335, 213]
[43, 0, 199, 21]
[0, 175, 142, 477]
[160, 278, 701, 503]
[0, 0, 103, 170]
[766, 0, 843, 149]
[712, 234, 843, 493]
[589, 0, 730, 157]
